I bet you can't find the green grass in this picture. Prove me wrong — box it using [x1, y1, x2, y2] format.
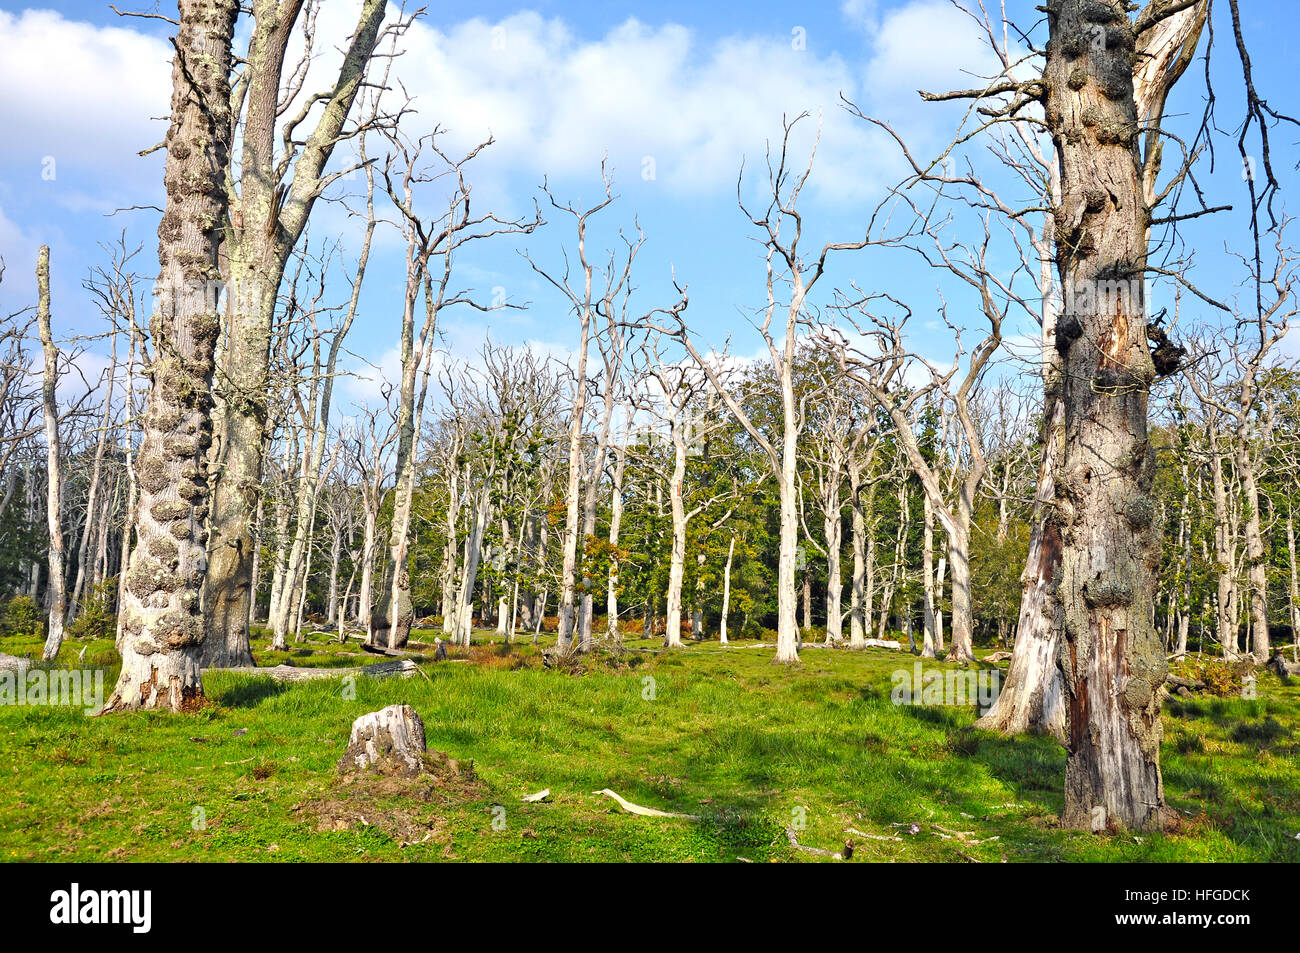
[2, 628, 1298, 862]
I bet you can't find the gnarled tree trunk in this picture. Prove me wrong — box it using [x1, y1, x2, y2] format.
[105, 0, 239, 711]
[1047, 0, 1168, 830]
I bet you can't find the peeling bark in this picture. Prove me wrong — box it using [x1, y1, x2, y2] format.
[1047, 0, 1169, 830]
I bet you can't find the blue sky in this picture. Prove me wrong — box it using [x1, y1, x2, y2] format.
[0, 0, 1296, 411]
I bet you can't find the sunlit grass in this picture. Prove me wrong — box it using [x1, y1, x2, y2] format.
[2, 629, 1297, 862]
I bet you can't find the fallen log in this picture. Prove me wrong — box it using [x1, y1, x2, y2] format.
[1164, 673, 1207, 694]
[1268, 650, 1299, 683]
[859, 639, 902, 650]
[211, 659, 419, 682]
[0, 653, 30, 673]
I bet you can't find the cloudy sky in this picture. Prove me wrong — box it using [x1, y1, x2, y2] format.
[0, 0, 1295, 409]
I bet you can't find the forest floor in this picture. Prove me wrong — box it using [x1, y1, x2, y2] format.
[1, 628, 1298, 862]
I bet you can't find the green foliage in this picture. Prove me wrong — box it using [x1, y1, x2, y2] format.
[0, 595, 42, 639]
[68, 579, 117, 642]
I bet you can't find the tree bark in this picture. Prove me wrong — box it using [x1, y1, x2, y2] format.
[985, 0, 1204, 735]
[1047, 0, 1168, 830]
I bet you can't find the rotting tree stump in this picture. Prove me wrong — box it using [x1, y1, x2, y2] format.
[337, 704, 428, 776]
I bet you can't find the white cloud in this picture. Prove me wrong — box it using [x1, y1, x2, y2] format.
[841, 0, 881, 33]
[865, 0, 1004, 98]
[0, 9, 171, 173]
[384, 12, 897, 202]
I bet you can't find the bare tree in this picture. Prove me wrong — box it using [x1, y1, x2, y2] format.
[204, 0, 396, 666]
[633, 337, 734, 648]
[668, 113, 880, 663]
[372, 129, 536, 649]
[526, 168, 679, 650]
[36, 247, 67, 661]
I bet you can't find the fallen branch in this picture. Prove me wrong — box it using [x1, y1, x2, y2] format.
[360, 642, 427, 660]
[786, 827, 849, 860]
[593, 788, 699, 820]
[845, 826, 903, 842]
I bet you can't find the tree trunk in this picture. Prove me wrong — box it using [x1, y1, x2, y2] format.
[606, 444, 626, 640]
[1288, 512, 1300, 663]
[974, 389, 1066, 737]
[945, 509, 975, 662]
[245, 495, 263, 630]
[720, 535, 734, 644]
[921, 494, 937, 658]
[70, 331, 117, 621]
[327, 524, 342, 624]
[105, 0, 239, 711]
[1238, 458, 1270, 661]
[451, 487, 491, 647]
[37, 247, 67, 661]
[1209, 427, 1240, 659]
[556, 317, 591, 648]
[848, 473, 871, 649]
[205, 0, 386, 666]
[824, 487, 843, 645]
[1047, 0, 1167, 830]
[665, 440, 688, 649]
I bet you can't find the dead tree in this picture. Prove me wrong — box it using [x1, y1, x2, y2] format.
[633, 336, 734, 649]
[524, 167, 669, 650]
[204, 0, 397, 667]
[371, 129, 537, 649]
[36, 247, 67, 660]
[667, 113, 883, 663]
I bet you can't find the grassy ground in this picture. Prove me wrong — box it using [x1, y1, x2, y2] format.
[2, 628, 1298, 862]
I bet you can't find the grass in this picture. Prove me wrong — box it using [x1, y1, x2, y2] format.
[2, 628, 1298, 862]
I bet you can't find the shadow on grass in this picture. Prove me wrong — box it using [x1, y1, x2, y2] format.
[207, 678, 290, 708]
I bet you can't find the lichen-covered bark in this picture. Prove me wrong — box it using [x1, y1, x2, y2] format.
[1046, 0, 1168, 830]
[104, 0, 239, 712]
[987, 1, 1204, 740]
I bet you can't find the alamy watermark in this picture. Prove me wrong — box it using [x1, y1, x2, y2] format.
[49, 884, 151, 934]
[891, 661, 1001, 712]
[0, 666, 105, 715]
[1056, 275, 1146, 319]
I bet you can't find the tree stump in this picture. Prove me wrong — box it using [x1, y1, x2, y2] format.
[337, 704, 428, 776]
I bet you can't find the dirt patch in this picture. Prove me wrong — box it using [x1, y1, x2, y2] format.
[295, 751, 483, 846]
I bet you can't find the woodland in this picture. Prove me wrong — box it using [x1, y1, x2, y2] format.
[1, 0, 1298, 863]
